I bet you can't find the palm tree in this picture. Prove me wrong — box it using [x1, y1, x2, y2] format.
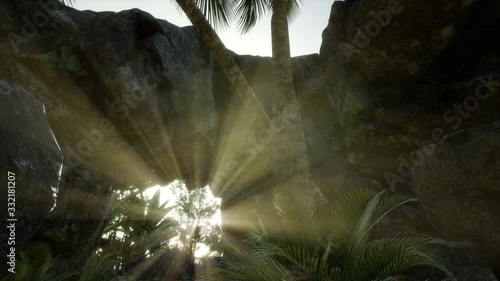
[266, 0, 322, 203]
[171, 182, 222, 280]
[229, 0, 318, 199]
[177, 0, 325, 210]
[207, 186, 455, 281]
[99, 189, 177, 272]
[174, 0, 272, 128]
[60, 0, 318, 200]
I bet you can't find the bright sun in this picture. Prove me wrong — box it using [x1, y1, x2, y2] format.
[144, 180, 222, 258]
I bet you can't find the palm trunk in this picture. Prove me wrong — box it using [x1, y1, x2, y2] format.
[270, 0, 325, 200]
[175, 0, 271, 128]
[270, 0, 308, 180]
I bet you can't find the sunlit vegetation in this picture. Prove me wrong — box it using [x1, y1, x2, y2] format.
[3, 182, 222, 281]
[97, 183, 222, 280]
[99, 188, 178, 272]
[168, 182, 222, 279]
[207, 186, 455, 281]
[2, 185, 455, 281]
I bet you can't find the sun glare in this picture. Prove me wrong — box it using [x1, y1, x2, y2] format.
[144, 181, 221, 224]
[144, 180, 222, 258]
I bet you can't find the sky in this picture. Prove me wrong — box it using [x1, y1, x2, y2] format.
[71, 0, 333, 57]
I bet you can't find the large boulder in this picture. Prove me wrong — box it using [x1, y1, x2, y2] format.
[320, 0, 477, 83]
[404, 240, 498, 281]
[412, 121, 500, 270]
[0, 1, 218, 190]
[0, 80, 63, 275]
[320, 0, 500, 171]
[34, 163, 113, 274]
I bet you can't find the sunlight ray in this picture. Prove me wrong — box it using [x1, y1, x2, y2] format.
[209, 97, 271, 196]
[149, 102, 184, 182]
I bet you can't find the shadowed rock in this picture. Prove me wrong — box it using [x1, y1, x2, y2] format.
[412, 121, 500, 272]
[0, 80, 63, 274]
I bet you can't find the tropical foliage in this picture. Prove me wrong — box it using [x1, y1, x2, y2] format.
[96, 184, 221, 280]
[169, 182, 222, 280]
[171, 182, 222, 255]
[207, 186, 455, 281]
[77, 254, 115, 281]
[99, 188, 178, 271]
[1, 244, 74, 281]
[1, 244, 112, 281]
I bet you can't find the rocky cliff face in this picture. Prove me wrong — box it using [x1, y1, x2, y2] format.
[320, 0, 500, 275]
[1, 0, 218, 191]
[0, 0, 499, 278]
[0, 81, 63, 274]
[321, 0, 500, 172]
[1, 0, 218, 273]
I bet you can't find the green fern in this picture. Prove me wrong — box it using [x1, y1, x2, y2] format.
[1, 244, 77, 281]
[207, 187, 455, 281]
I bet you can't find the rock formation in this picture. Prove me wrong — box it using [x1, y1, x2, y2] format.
[0, 0, 499, 279]
[0, 81, 63, 273]
[320, 0, 500, 276]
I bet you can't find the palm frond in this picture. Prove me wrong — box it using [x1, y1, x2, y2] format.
[273, 184, 320, 247]
[281, 244, 332, 280]
[14, 244, 53, 281]
[173, 0, 232, 31]
[230, 0, 270, 33]
[208, 239, 294, 281]
[353, 229, 454, 281]
[78, 254, 115, 281]
[329, 188, 376, 236]
[342, 191, 417, 273]
[285, 0, 303, 23]
[210, 186, 454, 281]
[56, 0, 73, 6]
[357, 191, 417, 239]
[327, 188, 377, 268]
[229, 0, 303, 33]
